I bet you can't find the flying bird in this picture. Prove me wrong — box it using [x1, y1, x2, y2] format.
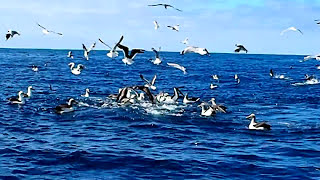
[280, 27, 303, 35]
[181, 37, 189, 45]
[167, 24, 180, 32]
[117, 44, 145, 65]
[181, 46, 210, 56]
[167, 62, 187, 74]
[82, 42, 96, 60]
[37, 23, 63, 36]
[234, 44, 248, 53]
[153, 21, 160, 30]
[99, 35, 123, 58]
[6, 30, 20, 41]
[148, 4, 182, 11]
[140, 74, 157, 90]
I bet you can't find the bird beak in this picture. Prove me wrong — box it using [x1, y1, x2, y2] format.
[246, 115, 252, 119]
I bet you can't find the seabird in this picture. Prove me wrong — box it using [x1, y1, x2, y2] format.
[67, 51, 74, 59]
[210, 84, 218, 89]
[153, 20, 160, 30]
[99, 35, 123, 58]
[7, 91, 25, 104]
[270, 69, 286, 79]
[6, 30, 20, 41]
[68, 62, 85, 75]
[148, 4, 182, 11]
[198, 102, 215, 116]
[246, 113, 271, 130]
[303, 54, 320, 62]
[37, 23, 63, 35]
[151, 47, 162, 65]
[81, 88, 90, 97]
[181, 37, 189, 45]
[235, 44, 248, 53]
[133, 86, 156, 103]
[235, 74, 240, 84]
[212, 75, 219, 81]
[280, 27, 303, 35]
[140, 74, 157, 90]
[181, 46, 210, 56]
[182, 93, 200, 104]
[167, 62, 187, 74]
[82, 42, 96, 60]
[209, 98, 227, 113]
[55, 98, 77, 114]
[117, 43, 145, 65]
[32, 65, 38, 72]
[155, 87, 180, 104]
[167, 24, 180, 32]
[23, 86, 34, 98]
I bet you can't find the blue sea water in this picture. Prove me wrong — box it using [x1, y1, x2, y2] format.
[0, 48, 319, 179]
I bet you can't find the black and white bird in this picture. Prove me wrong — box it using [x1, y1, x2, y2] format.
[148, 4, 182, 11]
[37, 23, 63, 36]
[182, 93, 200, 104]
[153, 21, 160, 30]
[280, 27, 303, 35]
[8, 91, 25, 104]
[167, 63, 187, 74]
[82, 42, 96, 60]
[315, 19, 320, 25]
[155, 87, 181, 104]
[235, 74, 240, 84]
[235, 44, 248, 53]
[246, 113, 271, 130]
[32, 65, 39, 72]
[99, 35, 123, 58]
[67, 51, 74, 59]
[6, 30, 20, 41]
[117, 44, 145, 65]
[68, 62, 85, 75]
[181, 37, 189, 45]
[55, 98, 77, 114]
[198, 102, 215, 116]
[167, 24, 180, 32]
[181, 46, 210, 56]
[140, 74, 157, 90]
[23, 86, 34, 98]
[81, 88, 90, 97]
[151, 47, 162, 65]
[209, 98, 227, 113]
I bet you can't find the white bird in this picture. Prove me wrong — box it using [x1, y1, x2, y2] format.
[23, 86, 34, 98]
[167, 24, 179, 32]
[212, 75, 219, 81]
[140, 74, 157, 90]
[235, 44, 248, 53]
[235, 74, 240, 84]
[303, 54, 320, 62]
[246, 114, 271, 130]
[156, 88, 180, 104]
[7, 91, 25, 104]
[153, 20, 160, 30]
[99, 35, 123, 58]
[68, 62, 85, 75]
[6, 29, 20, 41]
[37, 23, 63, 36]
[151, 47, 162, 65]
[167, 62, 187, 74]
[67, 51, 74, 59]
[181, 46, 210, 56]
[81, 88, 90, 97]
[55, 98, 77, 114]
[82, 42, 96, 60]
[198, 102, 215, 116]
[181, 37, 189, 45]
[209, 98, 227, 113]
[280, 27, 303, 35]
[182, 93, 200, 104]
[32, 65, 38, 72]
[117, 43, 145, 65]
[210, 84, 218, 89]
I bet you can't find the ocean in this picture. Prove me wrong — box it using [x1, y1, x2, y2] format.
[0, 48, 319, 179]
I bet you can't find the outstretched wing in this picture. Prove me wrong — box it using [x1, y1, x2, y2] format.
[82, 44, 88, 52]
[140, 74, 150, 84]
[37, 23, 47, 30]
[129, 49, 145, 59]
[112, 35, 124, 51]
[117, 44, 130, 58]
[151, 48, 159, 58]
[151, 75, 157, 85]
[99, 38, 112, 49]
[88, 42, 96, 52]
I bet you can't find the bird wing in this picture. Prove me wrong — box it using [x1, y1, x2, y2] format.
[112, 35, 124, 51]
[140, 74, 150, 84]
[151, 75, 157, 85]
[167, 63, 184, 70]
[88, 42, 96, 52]
[173, 7, 182, 11]
[148, 4, 163, 7]
[37, 23, 47, 30]
[151, 48, 159, 58]
[254, 122, 271, 129]
[280, 28, 290, 35]
[129, 49, 145, 59]
[117, 44, 130, 58]
[98, 38, 112, 50]
[5, 33, 10, 40]
[49, 30, 63, 35]
[154, 21, 159, 29]
[297, 29, 303, 35]
[82, 44, 88, 52]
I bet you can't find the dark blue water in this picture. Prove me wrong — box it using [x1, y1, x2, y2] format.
[0, 48, 319, 179]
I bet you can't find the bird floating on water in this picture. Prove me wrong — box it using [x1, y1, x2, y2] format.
[117, 43, 145, 65]
[68, 62, 84, 75]
[198, 102, 215, 116]
[235, 74, 240, 84]
[210, 84, 218, 89]
[55, 98, 77, 114]
[235, 44, 248, 53]
[151, 47, 162, 65]
[81, 88, 90, 97]
[8, 91, 25, 104]
[6, 30, 20, 41]
[167, 62, 187, 74]
[280, 27, 303, 35]
[67, 51, 74, 59]
[246, 113, 271, 130]
[82, 42, 96, 60]
[140, 74, 157, 90]
[181, 46, 210, 56]
[37, 23, 63, 36]
[32, 65, 38, 72]
[209, 98, 227, 113]
[148, 4, 182, 11]
[23, 86, 34, 98]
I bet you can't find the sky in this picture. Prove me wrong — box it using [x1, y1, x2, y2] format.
[1, 0, 320, 55]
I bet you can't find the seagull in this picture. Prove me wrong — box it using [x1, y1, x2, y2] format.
[167, 62, 187, 74]
[117, 44, 145, 65]
[6, 30, 20, 41]
[209, 98, 227, 113]
[246, 113, 271, 130]
[235, 74, 240, 84]
[99, 35, 124, 58]
[68, 62, 85, 75]
[167, 24, 180, 32]
[81, 88, 90, 97]
[32, 65, 38, 72]
[37, 23, 63, 36]
[153, 20, 160, 30]
[82, 42, 96, 60]
[280, 27, 303, 35]
[67, 51, 74, 59]
[181, 37, 189, 45]
[151, 47, 162, 65]
[23, 86, 34, 98]
[181, 46, 210, 56]
[55, 98, 77, 114]
[235, 44, 248, 53]
[198, 102, 215, 116]
[7, 91, 25, 104]
[140, 74, 157, 90]
[148, 4, 182, 11]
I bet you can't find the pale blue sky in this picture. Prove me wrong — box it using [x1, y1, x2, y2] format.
[1, 0, 320, 55]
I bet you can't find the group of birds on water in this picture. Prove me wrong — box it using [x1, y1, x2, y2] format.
[6, 3, 320, 131]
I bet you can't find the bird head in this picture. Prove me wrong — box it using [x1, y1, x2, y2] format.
[246, 113, 256, 119]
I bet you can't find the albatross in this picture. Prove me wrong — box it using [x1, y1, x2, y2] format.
[280, 27, 303, 35]
[167, 62, 187, 74]
[167, 24, 180, 32]
[82, 42, 96, 60]
[235, 44, 248, 53]
[81, 88, 90, 97]
[8, 91, 25, 104]
[117, 43, 145, 65]
[140, 74, 157, 90]
[181, 46, 210, 56]
[55, 98, 77, 114]
[6, 30, 20, 41]
[67, 51, 74, 59]
[151, 47, 162, 65]
[153, 20, 160, 30]
[148, 4, 182, 11]
[246, 113, 271, 130]
[198, 102, 215, 116]
[68, 62, 85, 75]
[23, 86, 34, 98]
[37, 23, 63, 35]
[99, 35, 124, 58]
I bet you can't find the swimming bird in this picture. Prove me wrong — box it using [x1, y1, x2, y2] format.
[153, 21, 160, 30]
[67, 51, 74, 59]
[23, 86, 34, 98]
[140, 74, 157, 90]
[37, 23, 63, 35]
[99, 35, 124, 58]
[210, 84, 218, 89]
[151, 47, 162, 65]
[68, 62, 84, 75]
[209, 98, 227, 113]
[55, 98, 77, 114]
[182, 93, 200, 104]
[6, 30, 20, 41]
[212, 75, 219, 81]
[280, 27, 303, 35]
[82, 42, 96, 60]
[235, 44, 248, 53]
[32, 65, 39, 72]
[117, 44, 145, 65]
[246, 113, 271, 130]
[148, 4, 182, 11]
[235, 74, 240, 84]
[167, 24, 180, 32]
[133, 86, 156, 103]
[8, 91, 25, 104]
[181, 37, 189, 45]
[81, 88, 90, 97]
[156, 87, 180, 104]
[198, 102, 215, 116]
[270, 69, 286, 79]
[181, 46, 210, 56]
[303, 54, 320, 62]
[167, 63, 187, 74]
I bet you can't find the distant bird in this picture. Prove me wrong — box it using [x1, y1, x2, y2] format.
[181, 46, 210, 56]
[32, 65, 38, 72]
[181, 37, 189, 45]
[140, 74, 157, 90]
[234, 74, 240, 84]
[55, 98, 77, 114]
[167, 24, 180, 32]
[303, 54, 320, 62]
[81, 88, 90, 97]
[37, 23, 63, 35]
[210, 84, 218, 89]
[280, 27, 303, 35]
[151, 47, 162, 65]
[67, 51, 74, 59]
[246, 113, 271, 130]
[212, 75, 219, 81]
[117, 44, 145, 65]
[270, 69, 286, 79]
[7, 91, 25, 104]
[148, 4, 182, 11]
[82, 42, 96, 60]
[235, 44, 248, 53]
[198, 102, 215, 116]
[209, 98, 227, 113]
[6, 30, 20, 41]
[68, 62, 85, 75]
[153, 20, 160, 30]
[23, 86, 34, 98]
[167, 62, 187, 74]
[99, 35, 123, 58]
[315, 19, 320, 25]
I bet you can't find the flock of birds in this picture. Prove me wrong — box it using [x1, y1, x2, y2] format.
[5, 3, 320, 131]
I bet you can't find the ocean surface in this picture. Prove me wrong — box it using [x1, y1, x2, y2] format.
[0, 48, 319, 179]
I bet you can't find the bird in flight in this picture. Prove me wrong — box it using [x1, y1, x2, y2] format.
[148, 4, 182, 12]
[6, 30, 20, 41]
[280, 27, 303, 35]
[37, 23, 63, 36]
[167, 24, 180, 32]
